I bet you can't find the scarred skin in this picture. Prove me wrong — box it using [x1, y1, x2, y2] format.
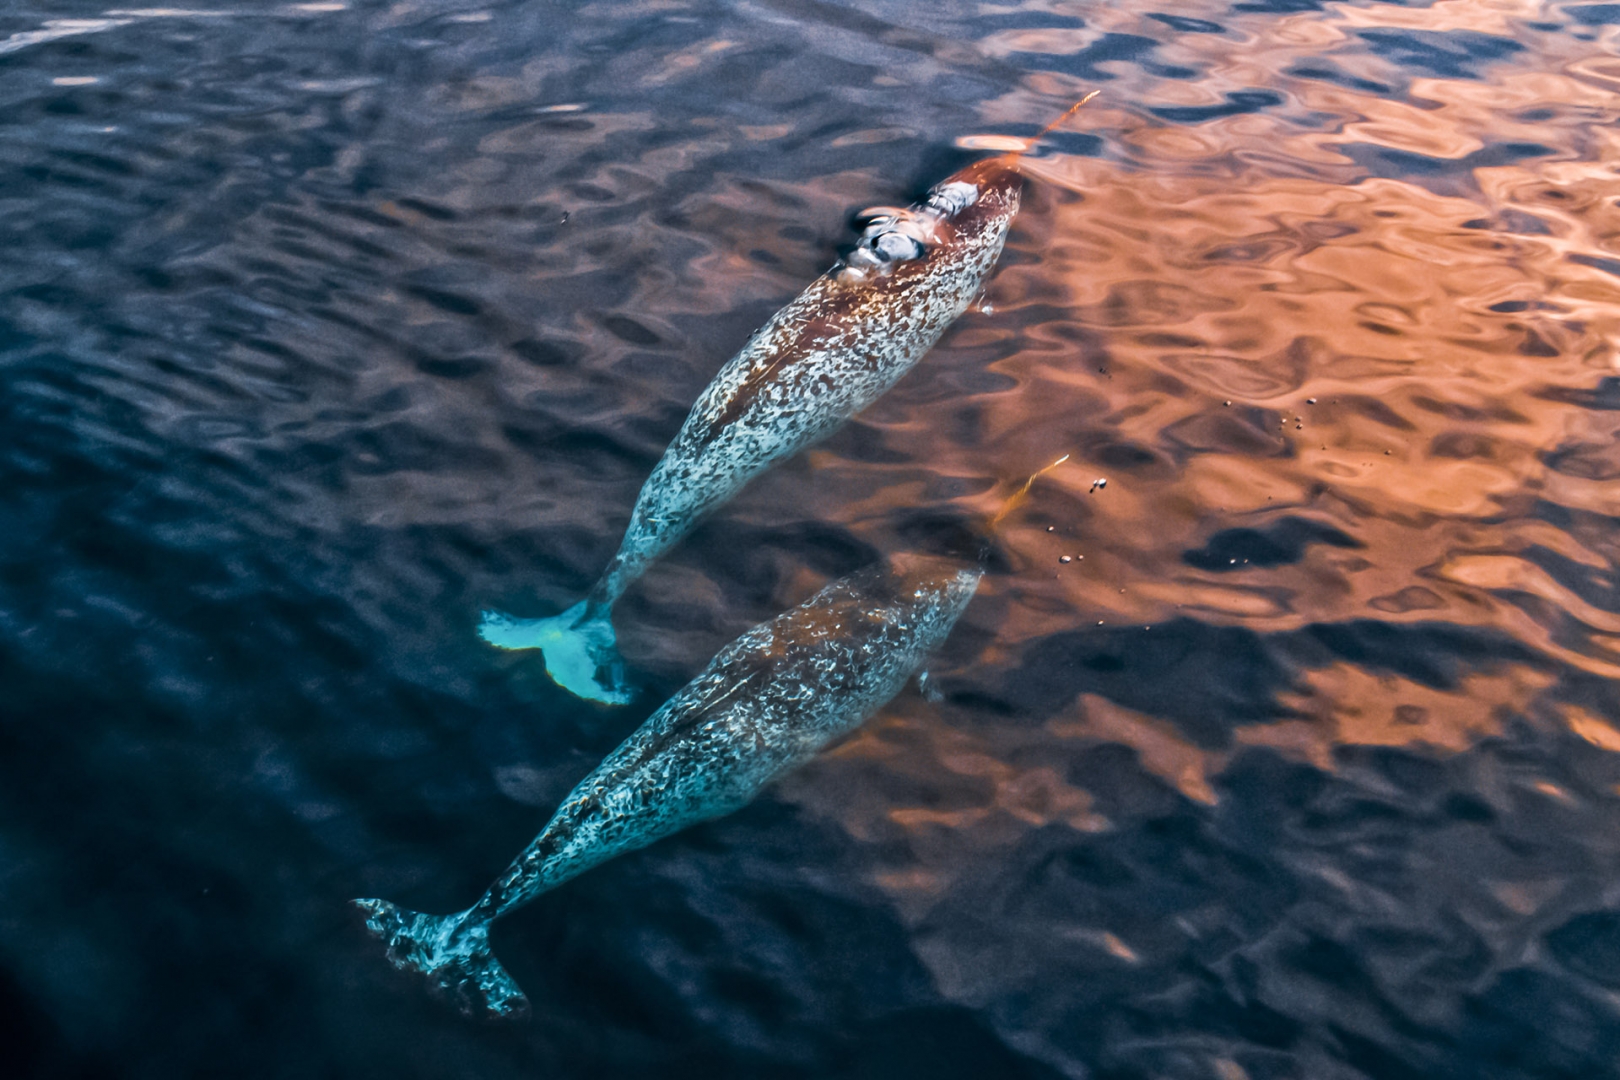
[479, 158, 1023, 703]
[359, 554, 982, 1016]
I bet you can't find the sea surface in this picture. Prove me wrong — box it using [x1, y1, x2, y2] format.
[6, 1, 1620, 1076]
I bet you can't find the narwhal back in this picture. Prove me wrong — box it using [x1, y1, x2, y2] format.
[562, 557, 981, 850]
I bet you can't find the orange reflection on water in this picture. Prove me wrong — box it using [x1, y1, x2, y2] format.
[777, 0, 1620, 896]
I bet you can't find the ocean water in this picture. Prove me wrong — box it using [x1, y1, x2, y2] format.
[6, 0, 1620, 1076]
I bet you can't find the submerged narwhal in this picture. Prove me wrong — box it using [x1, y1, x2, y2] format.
[479, 97, 1097, 703]
[354, 457, 1067, 1016]
[360, 553, 982, 1015]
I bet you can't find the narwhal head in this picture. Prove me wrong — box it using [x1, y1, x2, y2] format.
[924, 155, 1024, 248]
[840, 92, 1096, 281]
[834, 95, 1094, 285]
[852, 552, 983, 648]
[836, 155, 1023, 282]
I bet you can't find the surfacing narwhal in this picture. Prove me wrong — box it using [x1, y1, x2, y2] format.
[479, 95, 1098, 704]
[360, 554, 982, 1016]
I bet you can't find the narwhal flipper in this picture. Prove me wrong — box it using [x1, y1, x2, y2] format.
[914, 669, 943, 702]
[477, 599, 633, 705]
[353, 898, 527, 1018]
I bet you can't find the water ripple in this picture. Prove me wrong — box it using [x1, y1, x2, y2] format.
[5, 0, 1620, 1076]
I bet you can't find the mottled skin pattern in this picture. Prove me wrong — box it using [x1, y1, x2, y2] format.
[358, 555, 981, 1016]
[591, 160, 1020, 609]
[479, 158, 1021, 703]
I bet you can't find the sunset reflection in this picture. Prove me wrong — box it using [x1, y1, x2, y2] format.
[774, 0, 1620, 911]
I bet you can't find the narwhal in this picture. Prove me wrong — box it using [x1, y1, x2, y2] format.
[479, 95, 1098, 703]
[357, 460, 1070, 1016]
[360, 556, 980, 1016]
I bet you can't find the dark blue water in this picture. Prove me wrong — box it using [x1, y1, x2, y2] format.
[8, 1, 1620, 1076]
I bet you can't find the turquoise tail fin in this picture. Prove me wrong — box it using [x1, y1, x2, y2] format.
[477, 599, 633, 705]
[353, 898, 527, 1018]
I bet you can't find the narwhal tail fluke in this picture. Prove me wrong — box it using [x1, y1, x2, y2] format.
[477, 599, 633, 705]
[353, 898, 527, 1018]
